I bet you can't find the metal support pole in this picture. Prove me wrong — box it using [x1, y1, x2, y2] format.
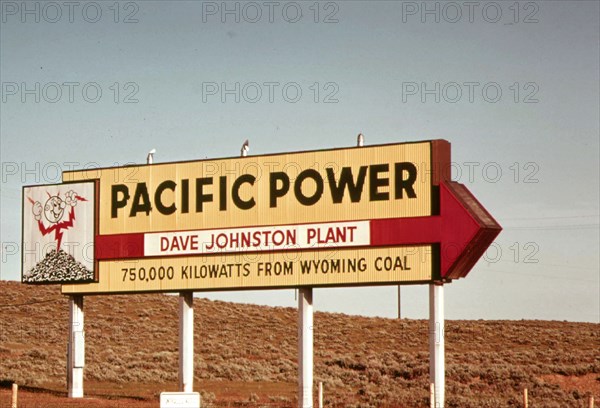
[67, 295, 84, 398]
[298, 287, 313, 408]
[179, 292, 194, 392]
[429, 283, 444, 407]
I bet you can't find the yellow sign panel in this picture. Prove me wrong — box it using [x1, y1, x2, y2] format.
[62, 246, 433, 294]
[61, 140, 449, 294]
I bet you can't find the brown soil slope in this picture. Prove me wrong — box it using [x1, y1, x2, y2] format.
[0, 281, 598, 407]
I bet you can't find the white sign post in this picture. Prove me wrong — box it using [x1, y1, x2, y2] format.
[67, 295, 84, 398]
[298, 287, 313, 408]
[397, 285, 402, 319]
[179, 292, 194, 393]
[429, 283, 445, 407]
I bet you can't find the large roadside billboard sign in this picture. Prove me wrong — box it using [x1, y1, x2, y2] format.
[21, 139, 501, 294]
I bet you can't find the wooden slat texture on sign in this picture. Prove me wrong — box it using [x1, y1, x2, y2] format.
[63, 141, 442, 235]
[62, 246, 433, 294]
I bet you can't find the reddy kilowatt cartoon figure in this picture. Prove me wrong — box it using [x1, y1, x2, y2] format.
[23, 185, 94, 283]
[28, 190, 87, 251]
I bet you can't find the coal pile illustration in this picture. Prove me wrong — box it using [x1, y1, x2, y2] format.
[23, 249, 94, 283]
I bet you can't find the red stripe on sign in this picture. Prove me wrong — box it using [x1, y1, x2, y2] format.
[370, 217, 441, 246]
[96, 233, 144, 260]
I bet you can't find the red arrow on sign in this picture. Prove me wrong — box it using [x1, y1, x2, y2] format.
[370, 181, 502, 279]
[95, 181, 501, 281]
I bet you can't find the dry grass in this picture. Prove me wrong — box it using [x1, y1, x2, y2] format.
[1, 281, 598, 407]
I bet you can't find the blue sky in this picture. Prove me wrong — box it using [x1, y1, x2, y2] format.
[1, 1, 598, 322]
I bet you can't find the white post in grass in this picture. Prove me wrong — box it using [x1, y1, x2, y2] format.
[318, 381, 323, 408]
[11, 383, 18, 408]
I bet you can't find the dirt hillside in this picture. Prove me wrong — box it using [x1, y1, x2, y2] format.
[0, 281, 598, 407]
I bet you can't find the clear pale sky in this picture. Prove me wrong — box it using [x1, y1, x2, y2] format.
[1, 1, 598, 322]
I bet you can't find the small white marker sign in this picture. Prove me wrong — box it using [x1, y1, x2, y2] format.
[160, 392, 200, 408]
